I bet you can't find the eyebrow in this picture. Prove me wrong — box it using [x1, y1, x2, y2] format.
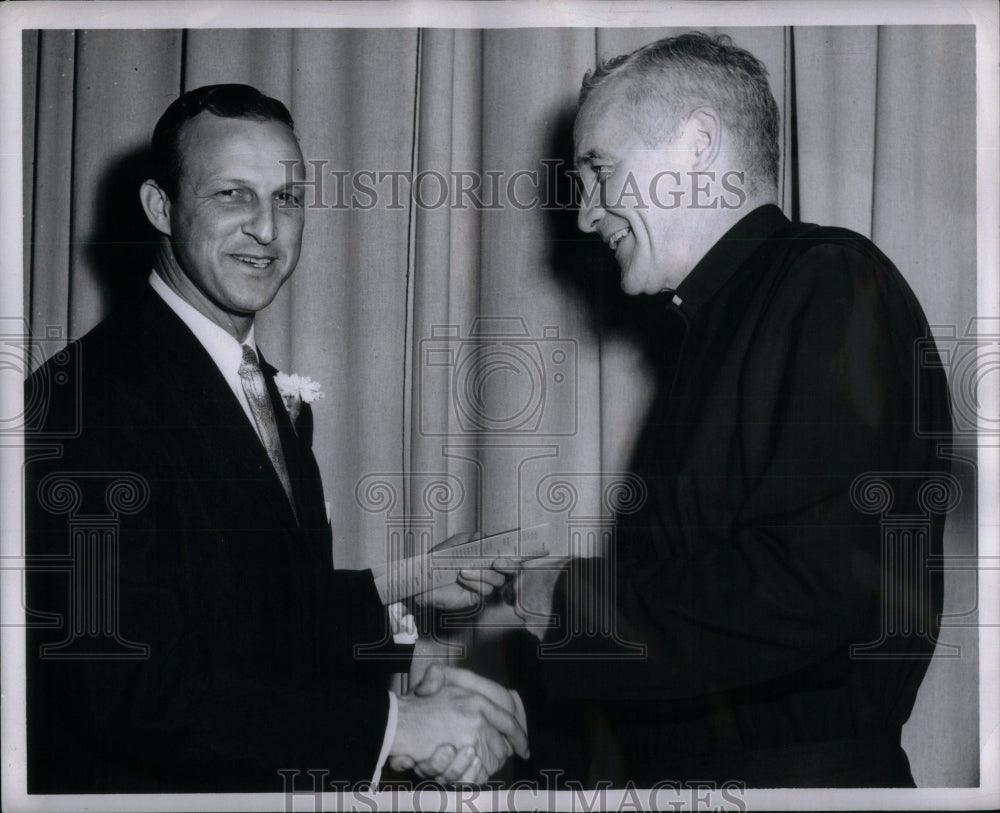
[574, 148, 613, 171]
[202, 177, 305, 192]
[198, 176, 253, 189]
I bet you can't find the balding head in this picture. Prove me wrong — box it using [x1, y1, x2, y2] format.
[578, 32, 780, 195]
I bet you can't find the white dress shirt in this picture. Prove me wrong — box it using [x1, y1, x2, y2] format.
[148, 272, 399, 784]
[149, 271, 263, 442]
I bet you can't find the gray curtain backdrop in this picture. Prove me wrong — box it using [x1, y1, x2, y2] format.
[22, 26, 978, 786]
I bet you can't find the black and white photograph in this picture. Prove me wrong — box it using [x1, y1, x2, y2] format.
[1, 1, 997, 811]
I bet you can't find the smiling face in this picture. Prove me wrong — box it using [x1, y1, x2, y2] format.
[142, 112, 305, 338]
[574, 86, 708, 296]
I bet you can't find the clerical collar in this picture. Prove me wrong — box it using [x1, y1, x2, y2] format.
[666, 204, 790, 319]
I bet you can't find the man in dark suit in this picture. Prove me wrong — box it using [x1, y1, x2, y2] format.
[496, 32, 954, 787]
[25, 84, 525, 793]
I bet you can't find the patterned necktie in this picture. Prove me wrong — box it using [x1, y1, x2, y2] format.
[239, 344, 296, 518]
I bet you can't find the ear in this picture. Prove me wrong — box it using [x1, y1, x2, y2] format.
[139, 179, 172, 237]
[685, 107, 722, 171]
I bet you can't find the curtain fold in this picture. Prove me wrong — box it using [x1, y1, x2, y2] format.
[408, 28, 485, 543]
[793, 27, 878, 235]
[21, 30, 38, 323]
[27, 30, 76, 335]
[22, 25, 978, 786]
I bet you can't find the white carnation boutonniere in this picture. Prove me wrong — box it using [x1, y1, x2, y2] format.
[274, 371, 324, 424]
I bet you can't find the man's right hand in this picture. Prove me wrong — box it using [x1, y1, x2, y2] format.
[388, 663, 529, 783]
[493, 556, 567, 640]
[412, 531, 508, 612]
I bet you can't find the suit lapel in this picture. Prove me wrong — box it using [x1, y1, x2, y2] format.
[129, 290, 299, 530]
[258, 351, 330, 534]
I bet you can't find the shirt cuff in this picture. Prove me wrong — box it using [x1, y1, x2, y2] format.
[388, 602, 418, 645]
[372, 690, 399, 788]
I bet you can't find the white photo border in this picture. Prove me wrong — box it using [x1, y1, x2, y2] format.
[2, 1, 997, 811]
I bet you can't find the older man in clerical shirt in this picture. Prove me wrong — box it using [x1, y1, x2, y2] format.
[497, 32, 953, 788]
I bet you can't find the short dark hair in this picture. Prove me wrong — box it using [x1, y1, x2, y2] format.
[580, 32, 780, 190]
[150, 83, 296, 200]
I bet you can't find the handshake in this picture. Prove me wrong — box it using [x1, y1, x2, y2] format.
[387, 662, 528, 785]
[382, 530, 569, 785]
